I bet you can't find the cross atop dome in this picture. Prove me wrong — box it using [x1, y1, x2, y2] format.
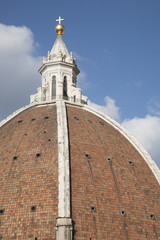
[56, 16, 64, 24]
[55, 16, 65, 36]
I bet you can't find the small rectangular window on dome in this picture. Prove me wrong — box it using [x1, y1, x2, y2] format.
[107, 157, 112, 163]
[30, 206, 36, 212]
[18, 120, 23, 123]
[36, 153, 41, 158]
[84, 153, 91, 159]
[150, 214, 155, 220]
[91, 206, 96, 213]
[0, 209, 5, 215]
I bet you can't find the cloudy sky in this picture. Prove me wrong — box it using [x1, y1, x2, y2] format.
[0, 0, 160, 168]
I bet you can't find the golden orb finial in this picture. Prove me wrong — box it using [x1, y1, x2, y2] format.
[55, 16, 65, 35]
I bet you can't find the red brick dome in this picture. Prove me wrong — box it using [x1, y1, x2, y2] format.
[0, 102, 160, 240]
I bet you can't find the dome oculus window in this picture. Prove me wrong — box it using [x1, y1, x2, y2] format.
[0, 209, 5, 215]
[91, 206, 96, 213]
[121, 210, 126, 216]
[30, 206, 36, 212]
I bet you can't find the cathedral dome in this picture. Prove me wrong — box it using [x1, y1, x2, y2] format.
[0, 18, 160, 240]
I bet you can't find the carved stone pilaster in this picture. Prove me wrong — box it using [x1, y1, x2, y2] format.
[56, 218, 73, 240]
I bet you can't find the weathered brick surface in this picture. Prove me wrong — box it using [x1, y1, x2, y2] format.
[0, 105, 58, 240]
[66, 104, 160, 240]
[1, 102, 160, 240]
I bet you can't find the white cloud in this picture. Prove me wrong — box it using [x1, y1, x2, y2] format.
[88, 96, 120, 121]
[0, 23, 42, 121]
[122, 115, 160, 168]
[148, 96, 160, 116]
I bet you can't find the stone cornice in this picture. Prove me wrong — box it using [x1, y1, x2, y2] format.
[38, 61, 80, 75]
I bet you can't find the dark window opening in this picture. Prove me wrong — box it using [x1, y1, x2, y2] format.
[30, 206, 36, 212]
[44, 116, 49, 119]
[13, 156, 18, 160]
[31, 118, 35, 121]
[107, 157, 112, 162]
[91, 206, 96, 213]
[87, 119, 92, 123]
[128, 160, 134, 166]
[121, 210, 126, 216]
[99, 121, 104, 125]
[52, 75, 56, 98]
[150, 214, 155, 220]
[48, 139, 51, 142]
[74, 117, 79, 121]
[36, 153, 41, 158]
[0, 209, 5, 215]
[18, 120, 23, 123]
[84, 153, 91, 159]
[72, 77, 75, 83]
[63, 76, 68, 97]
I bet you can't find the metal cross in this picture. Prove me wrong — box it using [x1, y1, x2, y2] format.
[56, 16, 64, 24]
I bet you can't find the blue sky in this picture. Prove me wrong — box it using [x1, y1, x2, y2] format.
[0, 0, 160, 168]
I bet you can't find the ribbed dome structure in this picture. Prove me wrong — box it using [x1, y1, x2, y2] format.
[0, 18, 160, 240]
